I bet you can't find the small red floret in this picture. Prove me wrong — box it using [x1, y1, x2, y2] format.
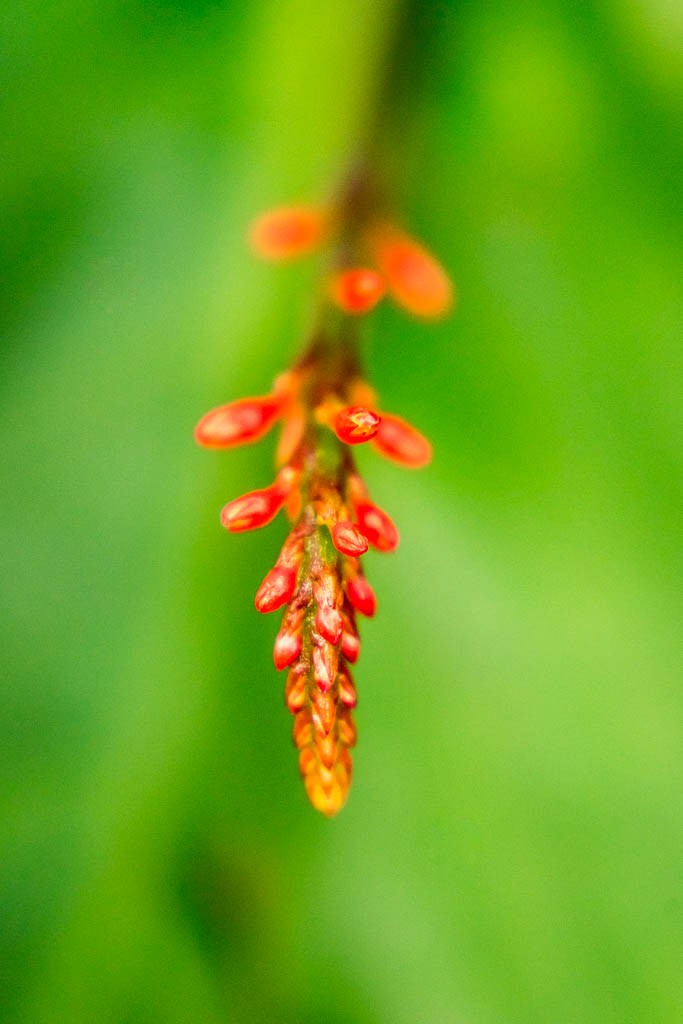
[341, 631, 360, 663]
[194, 396, 282, 449]
[371, 226, 453, 319]
[331, 521, 369, 556]
[334, 406, 381, 444]
[249, 206, 326, 261]
[355, 501, 400, 553]
[255, 565, 298, 613]
[372, 413, 432, 468]
[345, 574, 377, 617]
[329, 268, 385, 315]
[273, 629, 302, 670]
[315, 606, 343, 645]
[220, 484, 287, 533]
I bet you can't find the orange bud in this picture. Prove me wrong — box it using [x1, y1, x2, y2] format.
[345, 574, 376, 617]
[315, 606, 343, 645]
[329, 268, 385, 315]
[312, 691, 336, 735]
[275, 403, 306, 467]
[254, 565, 297, 613]
[370, 225, 453, 319]
[334, 406, 381, 444]
[248, 206, 326, 260]
[355, 501, 400, 553]
[294, 714, 313, 750]
[194, 396, 282, 449]
[331, 521, 369, 557]
[317, 733, 338, 768]
[372, 413, 432, 468]
[285, 671, 307, 713]
[273, 628, 302, 670]
[338, 714, 357, 748]
[220, 483, 287, 532]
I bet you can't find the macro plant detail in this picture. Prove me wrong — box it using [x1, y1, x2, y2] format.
[196, 193, 453, 816]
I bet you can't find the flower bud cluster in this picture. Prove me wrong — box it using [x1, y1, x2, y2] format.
[195, 200, 452, 815]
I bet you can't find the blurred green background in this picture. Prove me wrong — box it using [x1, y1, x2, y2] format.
[2, 0, 682, 1021]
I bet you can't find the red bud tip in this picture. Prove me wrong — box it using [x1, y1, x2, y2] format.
[315, 606, 343, 645]
[220, 484, 286, 533]
[329, 268, 385, 315]
[273, 629, 302, 670]
[341, 632, 360, 663]
[355, 501, 400, 553]
[254, 565, 297, 613]
[331, 521, 369, 557]
[345, 575, 377, 617]
[248, 206, 326, 260]
[194, 396, 281, 449]
[334, 406, 381, 444]
[371, 226, 453, 319]
[372, 413, 432, 468]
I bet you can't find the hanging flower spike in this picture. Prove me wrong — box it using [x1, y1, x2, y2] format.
[248, 206, 328, 261]
[368, 223, 454, 319]
[196, 190, 451, 816]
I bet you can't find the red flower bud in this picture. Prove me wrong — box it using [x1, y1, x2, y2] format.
[372, 413, 432, 468]
[329, 268, 385, 315]
[355, 501, 400, 553]
[248, 206, 326, 260]
[341, 631, 360, 663]
[313, 644, 337, 692]
[331, 521, 369, 557]
[254, 565, 297, 613]
[194, 396, 281, 449]
[370, 225, 453, 319]
[273, 628, 302, 670]
[315, 606, 343, 645]
[220, 483, 287, 533]
[334, 406, 381, 444]
[345, 574, 377, 617]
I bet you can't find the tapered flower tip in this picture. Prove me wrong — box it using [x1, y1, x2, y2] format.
[329, 268, 385, 315]
[195, 396, 282, 449]
[372, 413, 432, 468]
[334, 406, 381, 444]
[220, 484, 287, 533]
[305, 774, 349, 817]
[248, 206, 326, 260]
[355, 501, 400, 553]
[255, 565, 298, 613]
[370, 225, 454, 319]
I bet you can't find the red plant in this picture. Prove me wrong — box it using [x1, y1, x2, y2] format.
[196, 194, 453, 815]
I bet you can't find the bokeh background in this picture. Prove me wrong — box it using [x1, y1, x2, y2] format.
[2, 0, 682, 1021]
